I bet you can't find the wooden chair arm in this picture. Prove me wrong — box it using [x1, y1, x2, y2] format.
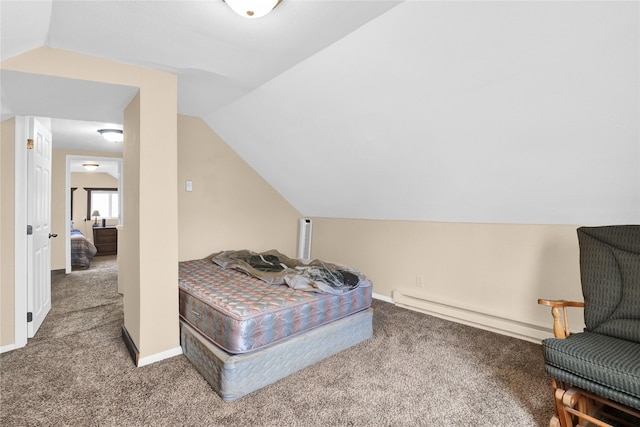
[538, 299, 585, 308]
[538, 299, 585, 339]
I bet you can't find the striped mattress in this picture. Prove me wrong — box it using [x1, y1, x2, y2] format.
[179, 258, 372, 354]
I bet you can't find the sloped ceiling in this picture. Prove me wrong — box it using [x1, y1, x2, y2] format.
[1, 1, 638, 225]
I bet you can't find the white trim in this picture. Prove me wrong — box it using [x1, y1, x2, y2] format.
[392, 290, 552, 344]
[14, 116, 28, 350]
[0, 343, 19, 354]
[372, 292, 393, 304]
[65, 156, 71, 273]
[137, 346, 183, 367]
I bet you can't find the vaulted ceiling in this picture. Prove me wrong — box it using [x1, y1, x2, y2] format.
[1, 1, 638, 225]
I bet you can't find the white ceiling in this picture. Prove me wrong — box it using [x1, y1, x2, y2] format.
[1, 1, 638, 225]
[1, 0, 401, 117]
[1, 70, 133, 154]
[0, 0, 400, 164]
[69, 157, 120, 180]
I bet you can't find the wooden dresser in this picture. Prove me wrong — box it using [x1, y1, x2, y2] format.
[93, 226, 118, 255]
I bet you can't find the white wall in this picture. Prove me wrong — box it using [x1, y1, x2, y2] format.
[206, 2, 638, 342]
[208, 1, 639, 225]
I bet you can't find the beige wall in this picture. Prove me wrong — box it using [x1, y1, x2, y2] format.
[137, 76, 179, 360]
[1, 118, 16, 347]
[1, 47, 179, 360]
[1, 50, 301, 358]
[121, 91, 142, 356]
[177, 115, 301, 260]
[310, 219, 584, 341]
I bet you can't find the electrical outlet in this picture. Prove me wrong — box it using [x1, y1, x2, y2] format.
[416, 275, 423, 288]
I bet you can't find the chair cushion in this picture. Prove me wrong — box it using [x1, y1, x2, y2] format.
[590, 249, 640, 342]
[578, 226, 640, 343]
[543, 332, 640, 410]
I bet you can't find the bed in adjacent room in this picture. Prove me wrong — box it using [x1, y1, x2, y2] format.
[179, 249, 373, 401]
[71, 227, 97, 269]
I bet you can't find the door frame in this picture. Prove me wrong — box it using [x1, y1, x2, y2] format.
[65, 155, 123, 273]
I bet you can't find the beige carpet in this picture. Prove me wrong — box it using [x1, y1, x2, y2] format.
[1, 259, 554, 426]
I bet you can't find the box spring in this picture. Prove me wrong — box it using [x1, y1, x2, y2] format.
[180, 308, 373, 401]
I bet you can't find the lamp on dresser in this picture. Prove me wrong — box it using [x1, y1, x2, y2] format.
[91, 210, 100, 226]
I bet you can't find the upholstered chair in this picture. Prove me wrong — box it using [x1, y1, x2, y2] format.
[539, 225, 640, 427]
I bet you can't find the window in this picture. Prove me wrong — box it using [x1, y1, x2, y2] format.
[85, 187, 119, 219]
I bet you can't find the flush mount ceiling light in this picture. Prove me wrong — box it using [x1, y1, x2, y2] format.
[97, 129, 123, 143]
[224, 0, 281, 19]
[83, 163, 99, 171]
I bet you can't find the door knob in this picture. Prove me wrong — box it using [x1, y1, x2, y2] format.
[49, 233, 58, 239]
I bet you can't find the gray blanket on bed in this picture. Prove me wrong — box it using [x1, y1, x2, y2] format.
[211, 249, 371, 295]
[71, 232, 97, 268]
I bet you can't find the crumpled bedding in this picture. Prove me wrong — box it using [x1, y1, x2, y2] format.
[211, 249, 371, 295]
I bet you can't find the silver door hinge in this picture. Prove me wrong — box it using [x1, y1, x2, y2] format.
[27, 225, 33, 235]
[27, 312, 33, 322]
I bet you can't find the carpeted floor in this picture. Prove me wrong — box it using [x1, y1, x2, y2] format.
[1, 258, 554, 426]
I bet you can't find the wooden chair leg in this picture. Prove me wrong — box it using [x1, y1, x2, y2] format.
[550, 379, 573, 427]
[548, 379, 640, 427]
[556, 387, 575, 427]
[563, 388, 615, 427]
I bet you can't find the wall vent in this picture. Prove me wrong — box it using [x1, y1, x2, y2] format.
[297, 218, 312, 260]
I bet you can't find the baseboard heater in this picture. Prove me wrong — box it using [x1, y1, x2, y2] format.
[392, 290, 552, 344]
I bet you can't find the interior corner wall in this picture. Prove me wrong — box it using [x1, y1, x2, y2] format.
[177, 114, 301, 261]
[1, 118, 16, 348]
[310, 218, 584, 342]
[1, 47, 179, 361]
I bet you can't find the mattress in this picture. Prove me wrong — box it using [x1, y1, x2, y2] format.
[180, 308, 373, 401]
[179, 258, 372, 354]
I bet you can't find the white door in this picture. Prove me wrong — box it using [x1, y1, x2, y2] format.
[27, 117, 53, 338]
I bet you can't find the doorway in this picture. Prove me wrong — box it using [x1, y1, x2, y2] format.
[2, 70, 137, 350]
[65, 154, 123, 274]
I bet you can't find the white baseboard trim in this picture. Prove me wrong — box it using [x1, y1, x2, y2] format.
[393, 290, 552, 344]
[372, 293, 394, 304]
[137, 346, 183, 367]
[0, 342, 20, 354]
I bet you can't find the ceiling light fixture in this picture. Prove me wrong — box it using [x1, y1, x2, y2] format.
[224, 0, 281, 19]
[83, 163, 99, 171]
[97, 129, 123, 143]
